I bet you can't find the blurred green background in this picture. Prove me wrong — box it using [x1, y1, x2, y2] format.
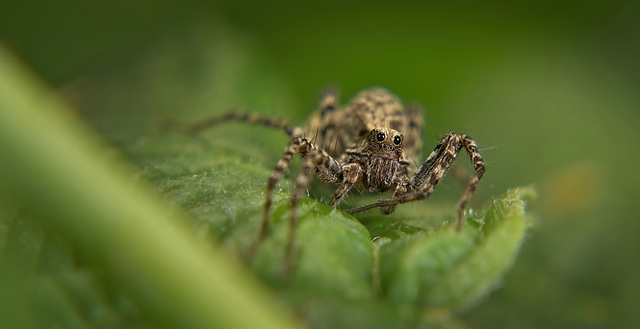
[1, 0, 639, 328]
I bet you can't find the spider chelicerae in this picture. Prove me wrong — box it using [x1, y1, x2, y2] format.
[187, 88, 486, 275]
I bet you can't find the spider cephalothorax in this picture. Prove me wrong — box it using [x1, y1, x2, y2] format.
[347, 127, 407, 193]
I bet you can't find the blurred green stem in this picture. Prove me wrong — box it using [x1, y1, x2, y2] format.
[0, 44, 300, 329]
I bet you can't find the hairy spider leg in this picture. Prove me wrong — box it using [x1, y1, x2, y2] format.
[254, 136, 347, 276]
[244, 136, 303, 259]
[186, 111, 303, 137]
[403, 105, 424, 162]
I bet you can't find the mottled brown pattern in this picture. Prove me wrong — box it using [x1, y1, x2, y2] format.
[186, 88, 485, 276]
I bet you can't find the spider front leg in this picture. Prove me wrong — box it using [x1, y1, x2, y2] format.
[249, 136, 345, 277]
[245, 137, 304, 259]
[329, 163, 362, 206]
[286, 144, 351, 276]
[347, 131, 486, 231]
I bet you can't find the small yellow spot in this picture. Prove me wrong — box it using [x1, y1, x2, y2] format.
[541, 161, 607, 218]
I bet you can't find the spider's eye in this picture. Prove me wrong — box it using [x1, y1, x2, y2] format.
[393, 135, 402, 145]
[376, 132, 386, 141]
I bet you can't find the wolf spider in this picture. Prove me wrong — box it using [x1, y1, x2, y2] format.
[187, 88, 485, 275]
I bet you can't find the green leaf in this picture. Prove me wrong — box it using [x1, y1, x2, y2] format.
[378, 187, 535, 310]
[250, 200, 374, 299]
